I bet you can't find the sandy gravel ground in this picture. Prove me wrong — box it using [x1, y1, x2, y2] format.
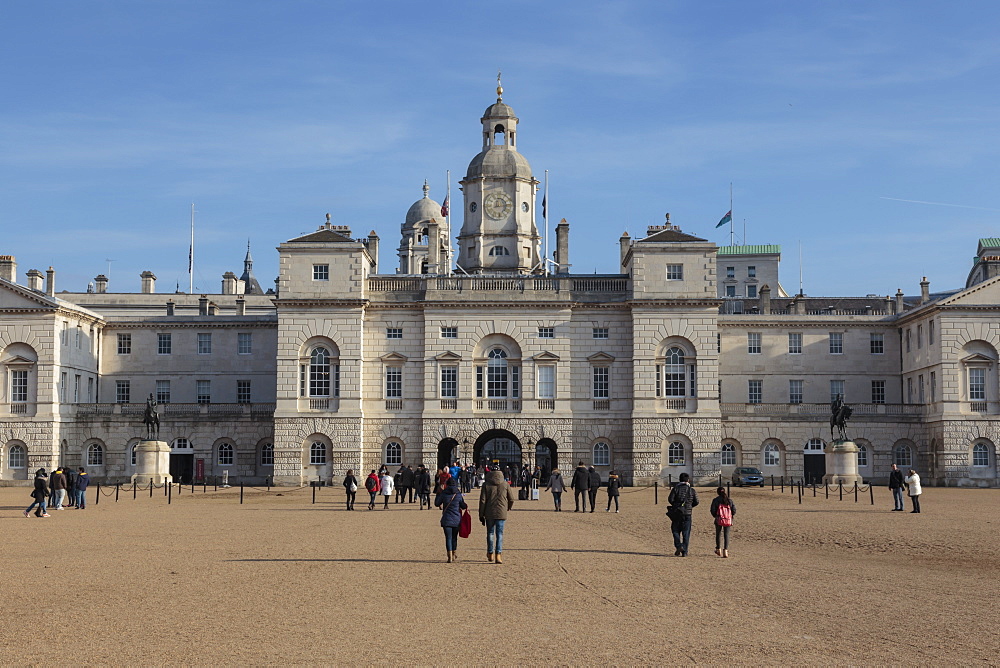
[2, 481, 998, 665]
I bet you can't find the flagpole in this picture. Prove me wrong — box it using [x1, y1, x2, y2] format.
[189, 203, 195, 294]
[729, 183, 734, 247]
[446, 169, 451, 271]
[544, 170, 549, 276]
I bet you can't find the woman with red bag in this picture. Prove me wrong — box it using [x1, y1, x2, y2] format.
[434, 476, 467, 563]
[709, 486, 736, 558]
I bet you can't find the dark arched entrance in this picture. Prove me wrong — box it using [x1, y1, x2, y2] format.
[535, 438, 557, 480]
[474, 429, 522, 471]
[437, 438, 459, 470]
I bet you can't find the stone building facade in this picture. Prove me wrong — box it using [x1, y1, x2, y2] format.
[1, 93, 998, 487]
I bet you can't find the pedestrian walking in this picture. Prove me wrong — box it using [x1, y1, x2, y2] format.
[402, 465, 415, 502]
[75, 467, 89, 509]
[365, 470, 380, 510]
[343, 469, 358, 510]
[380, 470, 394, 509]
[571, 461, 590, 512]
[50, 467, 67, 510]
[24, 469, 50, 518]
[888, 463, 905, 511]
[904, 469, 922, 513]
[64, 466, 77, 508]
[606, 470, 621, 512]
[479, 469, 515, 564]
[545, 467, 565, 511]
[587, 466, 601, 513]
[710, 486, 735, 558]
[394, 466, 405, 503]
[415, 465, 432, 509]
[434, 476, 468, 563]
[667, 472, 699, 557]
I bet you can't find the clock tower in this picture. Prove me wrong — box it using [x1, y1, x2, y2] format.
[456, 77, 541, 274]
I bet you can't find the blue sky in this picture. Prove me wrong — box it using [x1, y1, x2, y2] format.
[2, 1, 999, 296]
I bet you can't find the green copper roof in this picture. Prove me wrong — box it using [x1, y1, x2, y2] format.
[979, 238, 1000, 249]
[717, 244, 781, 256]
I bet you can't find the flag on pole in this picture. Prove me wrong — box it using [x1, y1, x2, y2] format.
[542, 193, 547, 219]
[188, 245, 192, 273]
[716, 210, 732, 228]
[440, 195, 449, 218]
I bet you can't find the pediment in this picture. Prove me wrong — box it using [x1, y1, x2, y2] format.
[961, 353, 996, 365]
[532, 351, 561, 361]
[380, 352, 408, 363]
[0, 354, 37, 366]
[434, 351, 462, 361]
[0, 280, 56, 310]
[587, 352, 616, 363]
[941, 275, 1000, 307]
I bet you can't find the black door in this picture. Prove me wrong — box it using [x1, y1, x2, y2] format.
[803, 454, 825, 484]
[170, 454, 194, 485]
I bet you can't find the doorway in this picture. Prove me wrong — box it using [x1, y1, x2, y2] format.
[170, 454, 194, 485]
[534, 438, 557, 480]
[437, 438, 459, 470]
[473, 429, 522, 472]
[803, 438, 825, 484]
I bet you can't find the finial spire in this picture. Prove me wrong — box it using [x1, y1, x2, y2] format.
[422, 179, 429, 198]
[496, 69, 503, 101]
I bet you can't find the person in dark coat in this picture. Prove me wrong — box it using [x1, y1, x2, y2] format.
[342, 469, 358, 510]
[75, 467, 89, 509]
[49, 467, 67, 510]
[606, 470, 621, 513]
[415, 466, 432, 510]
[393, 466, 405, 503]
[434, 477, 468, 563]
[479, 470, 515, 563]
[401, 465, 415, 502]
[64, 467, 77, 508]
[888, 463, 905, 511]
[571, 462, 590, 512]
[667, 472, 699, 557]
[24, 469, 50, 517]
[587, 467, 601, 513]
[710, 486, 736, 558]
[545, 468, 566, 511]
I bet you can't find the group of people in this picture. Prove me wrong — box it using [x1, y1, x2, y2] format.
[664, 473, 737, 558]
[888, 464, 923, 513]
[543, 462, 622, 513]
[24, 466, 90, 517]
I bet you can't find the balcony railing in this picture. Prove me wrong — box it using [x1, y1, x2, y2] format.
[720, 402, 923, 417]
[592, 399, 610, 411]
[2, 402, 34, 417]
[475, 399, 521, 413]
[75, 402, 276, 417]
[537, 399, 555, 411]
[440, 399, 457, 410]
[385, 399, 403, 411]
[660, 398, 687, 411]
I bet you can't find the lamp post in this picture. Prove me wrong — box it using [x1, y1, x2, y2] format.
[527, 437, 534, 471]
[462, 438, 469, 468]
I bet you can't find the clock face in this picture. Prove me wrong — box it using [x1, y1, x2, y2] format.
[484, 192, 513, 220]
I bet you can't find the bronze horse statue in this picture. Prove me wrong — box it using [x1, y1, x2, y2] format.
[830, 394, 852, 441]
[143, 393, 160, 440]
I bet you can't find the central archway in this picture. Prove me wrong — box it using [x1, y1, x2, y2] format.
[437, 438, 459, 470]
[474, 429, 522, 471]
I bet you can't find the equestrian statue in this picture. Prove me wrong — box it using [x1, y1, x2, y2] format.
[143, 393, 160, 440]
[830, 394, 852, 442]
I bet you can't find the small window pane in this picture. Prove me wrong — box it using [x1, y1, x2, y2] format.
[238, 333, 252, 354]
[386, 328, 403, 339]
[157, 333, 172, 355]
[788, 332, 802, 354]
[537, 327, 554, 338]
[870, 333, 884, 354]
[721, 443, 736, 466]
[593, 328, 609, 339]
[9, 445, 26, 469]
[829, 332, 843, 354]
[972, 443, 990, 467]
[665, 264, 683, 280]
[748, 380, 762, 404]
[310, 441, 327, 465]
[237, 380, 251, 404]
[747, 332, 761, 354]
[385, 442, 402, 466]
[440, 327, 457, 339]
[668, 441, 685, 465]
[260, 443, 274, 466]
[593, 442, 610, 466]
[440, 367, 458, 398]
[218, 443, 234, 466]
[313, 264, 329, 281]
[87, 443, 104, 466]
[764, 443, 780, 466]
[592, 367, 610, 399]
[117, 333, 131, 355]
[197, 380, 211, 405]
[198, 333, 212, 354]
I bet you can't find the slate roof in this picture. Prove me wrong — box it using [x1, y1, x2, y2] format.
[286, 228, 355, 243]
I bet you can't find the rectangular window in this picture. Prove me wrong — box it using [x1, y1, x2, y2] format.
[665, 264, 683, 280]
[725, 285, 736, 297]
[73, 375, 80, 403]
[747, 266, 756, 278]
[870, 332, 884, 355]
[61, 323, 67, 346]
[11, 370, 28, 402]
[929, 321, 935, 345]
[476, 366, 483, 398]
[726, 266, 735, 279]
[969, 367, 986, 401]
[237, 380, 252, 404]
[238, 332, 252, 355]
[789, 380, 803, 404]
[918, 374, 925, 403]
[917, 325, 923, 349]
[788, 332, 802, 354]
[313, 264, 329, 281]
[748, 380, 762, 404]
[60, 372, 67, 403]
[386, 327, 403, 339]
[117, 333, 131, 355]
[829, 332, 843, 354]
[87, 377, 93, 403]
[537, 327, 554, 339]
[537, 365, 555, 399]
[830, 379, 845, 403]
[440, 366, 457, 398]
[906, 329, 912, 353]
[157, 333, 172, 355]
[197, 333, 212, 354]
[592, 367, 610, 399]
[746, 284, 757, 298]
[156, 380, 171, 404]
[75, 327, 81, 348]
[385, 367, 403, 398]
[440, 327, 457, 339]
[907, 377, 913, 403]
[930, 371, 936, 402]
[115, 380, 130, 404]
[871, 380, 885, 404]
[332, 365, 340, 398]
[197, 380, 211, 405]
[747, 332, 761, 354]
[592, 327, 609, 339]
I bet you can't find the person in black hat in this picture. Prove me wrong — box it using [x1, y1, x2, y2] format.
[24, 469, 51, 518]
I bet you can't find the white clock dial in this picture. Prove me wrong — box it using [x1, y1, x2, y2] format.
[484, 192, 512, 220]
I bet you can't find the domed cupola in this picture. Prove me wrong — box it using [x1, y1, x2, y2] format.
[457, 74, 541, 274]
[397, 181, 451, 275]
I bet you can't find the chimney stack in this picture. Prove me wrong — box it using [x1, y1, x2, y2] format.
[0, 255, 16, 283]
[208, 301, 218, 316]
[140, 270, 156, 294]
[555, 219, 570, 274]
[235, 295, 246, 316]
[26, 269, 44, 292]
[367, 230, 380, 273]
[94, 274, 108, 293]
[895, 289, 905, 314]
[45, 267, 55, 296]
[920, 276, 930, 304]
[619, 232, 631, 268]
[222, 271, 238, 295]
[427, 221, 440, 274]
[198, 295, 209, 316]
[166, 299, 175, 316]
[759, 284, 771, 314]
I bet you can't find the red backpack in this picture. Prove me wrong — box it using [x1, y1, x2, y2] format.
[716, 502, 733, 527]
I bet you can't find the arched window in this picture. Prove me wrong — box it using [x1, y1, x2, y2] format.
[260, 443, 274, 467]
[385, 442, 402, 466]
[663, 347, 686, 397]
[720, 443, 737, 467]
[130, 443, 137, 467]
[8, 444, 26, 469]
[310, 441, 327, 465]
[218, 443, 234, 466]
[309, 347, 331, 397]
[972, 442, 990, 467]
[894, 443, 912, 467]
[593, 442, 610, 466]
[487, 348, 510, 398]
[805, 438, 824, 453]
[763, 443, 780, 467]
[86, 443, 104, 466]
[668, 441, 685, 466]
[857, 444, 868, 467]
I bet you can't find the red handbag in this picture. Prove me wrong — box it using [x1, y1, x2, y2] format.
[459, 509, 472, 538]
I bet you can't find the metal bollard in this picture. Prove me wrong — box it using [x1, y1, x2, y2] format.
[854, 482, 858, 503]
[164, 477, 168, 496]
[240, 482, 244, 505]
[797, 481, 802, 504]
[178, 482, 182, 496]
[168, 482, 172, 504]
[149, 479, 153, 498]
[838, 482, 843, 501]
[780, 476, 784, 493]
[726, 482, 730, 497]
[654, 481, 658, 505]
[312, 483, 317, 504]
[115, 483, 120, 502]
[869, 484, 874, 505]
[133, 481, 137, 500]
[813, 482, 816, 497]
[203, 480, 206, 494]
[771, 475, 774, 491]
[825, 484, 828, 499]
[96, 483, 100, 505]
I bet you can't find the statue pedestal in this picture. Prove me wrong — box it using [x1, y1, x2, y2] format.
[132, 440, 172, 487]
[823, 440, 863, 485]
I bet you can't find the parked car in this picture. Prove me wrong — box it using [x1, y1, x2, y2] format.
[732, 466, 765, 487]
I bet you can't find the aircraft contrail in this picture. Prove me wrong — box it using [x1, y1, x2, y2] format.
[880, 196, 1000, 212]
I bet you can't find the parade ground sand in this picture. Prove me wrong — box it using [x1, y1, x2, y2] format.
[2, 482, 998, 665]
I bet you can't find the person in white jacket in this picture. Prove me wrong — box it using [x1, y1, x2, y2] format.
[904, 469, 922, 513]
[380, 472, 394, 510]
